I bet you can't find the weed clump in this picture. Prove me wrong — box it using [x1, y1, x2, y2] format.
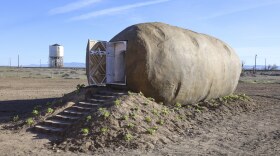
[47, 108, 54, 114]
[12, 115, 19, 122]
[114, 99, 121, 106]
[146, 127, 158, 135]
[81, 128, 89, 135]
[124, 133, 133, 141]
[26, 118, 34, 126]
[32, 110, 39, 116]
[98, 108, 110, 119]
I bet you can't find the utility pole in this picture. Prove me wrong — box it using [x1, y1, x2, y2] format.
[265, 58, 267, 70]
[18, 54, 20, 68]
[254, 54, 257, 74]
[40, 59, 41, 68]
[9, 58, 11, 67]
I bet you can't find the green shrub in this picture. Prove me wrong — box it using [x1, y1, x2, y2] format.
[128, 91, 133, 95]
[32, 110, 39, 116]
[145, 116, 152, 123]
[127, 123, 135, 128]
[47, 108, 54, 114]
[122, 115, 129, 121]
[124, 133, 133, 142]
[100, 127, 109, 134]
[147, 127, 158, 135]
[98, 108, 110, 119]
[81, 128, 89, 135]
[76, 84, 85, 92]
[129, 112, 136, 119]
[12, 115, 19, 122]
[114, 99, 121, 106]
[86, 115, 92, 122]
[26, 118, 34, 126]
[175, 102, 182, 108]
[161, 107, 169, 115]
[156, 119, 164, 125]
[152, 109, 159, 116]
[147, 97, 155, 102]
[138, 91, 144, 96]
[33, 105, 42, 110]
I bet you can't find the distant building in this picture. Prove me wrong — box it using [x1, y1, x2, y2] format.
[49, 44, 64, 68]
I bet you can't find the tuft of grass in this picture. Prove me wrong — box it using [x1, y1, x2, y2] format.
[128, 91, 134, 95]
[176, 115, 184, 121]
[143, 101, 149, 106]
[127, 123, 135, 128]
[100, 127, 109, 134]
[138, 91, 144, 96]
[124, 133, 133, 142]
[12, 115, 19, 122]
[193, 104, 203, 112]
[152, 109, 159, 116]
[237, 94, 251, 101]
[156, 119, 164, 125]
[161, 107, 169, 115]
[76, 84, 85, 90]
[47, 108, 54, 114]
[147, 97, 155, 102]
[32, 109, 39, 116]
[121, 115, 129, 121]
[76, 84, 85, 93]
[146, 127, 158, 135]
[26, 118, 34, 126]
[86, 115, 92, 122]
[129, 112, 137, 119]
[114, 99, 121, 106]
[33, 105, 42, 110]
[144, 116, 152, 123]
[175, 102, 182, 108]
[98, 108, 110, 119]
[81, 128, 89, 135]
[219, 94, 251, 103]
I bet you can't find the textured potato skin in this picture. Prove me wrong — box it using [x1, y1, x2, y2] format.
[110, 22, 241, 104]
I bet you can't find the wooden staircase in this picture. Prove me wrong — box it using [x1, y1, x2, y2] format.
[33, 89, 126, 135]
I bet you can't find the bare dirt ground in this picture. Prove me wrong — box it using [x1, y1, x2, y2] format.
[0, 68, 279, 155]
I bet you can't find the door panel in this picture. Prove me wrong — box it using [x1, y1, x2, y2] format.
[88, 42, 106, 85]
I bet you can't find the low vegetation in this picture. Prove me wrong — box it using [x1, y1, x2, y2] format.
[53, 90, 254, 154]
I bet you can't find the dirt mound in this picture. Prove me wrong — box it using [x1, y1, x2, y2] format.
[52, 92, 255, 153]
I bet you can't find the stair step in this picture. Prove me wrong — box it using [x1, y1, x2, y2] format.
[34, 125, 65, 133]
[88, 98, 108, 103]
[91, 94, 115, 99]
[54, 114, 80, 121]
[62, 110, 88, 116]
[97, 91, 127, 96]
[71, 105, 92, 111]
[77, 102, 99, 107]
[43, 119, 73, 127]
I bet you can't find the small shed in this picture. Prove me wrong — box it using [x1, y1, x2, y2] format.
[86, 40, 127, 86]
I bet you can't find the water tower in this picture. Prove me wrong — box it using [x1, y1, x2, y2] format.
[49, 44, 64, 68]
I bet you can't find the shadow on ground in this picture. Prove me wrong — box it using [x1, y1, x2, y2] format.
[0, 98, 57, 123]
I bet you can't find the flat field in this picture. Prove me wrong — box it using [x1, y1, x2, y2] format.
[0, 68, 279, 155]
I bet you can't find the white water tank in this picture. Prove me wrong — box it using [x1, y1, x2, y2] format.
[49, 44, 64, 68]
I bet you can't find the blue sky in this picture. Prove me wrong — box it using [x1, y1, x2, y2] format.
[0, 0, 279, 66]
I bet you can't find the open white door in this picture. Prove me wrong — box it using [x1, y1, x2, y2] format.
[106, 41, 127, 84]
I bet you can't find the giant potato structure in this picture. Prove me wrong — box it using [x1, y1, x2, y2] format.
[109, 22, 241, 104]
